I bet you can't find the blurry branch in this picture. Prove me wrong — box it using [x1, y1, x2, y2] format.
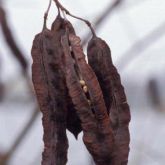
[116, 21, 165, 71]
[82, 0, 124, 46]
[0, 53, 4, 102]
[0, 4, 39, 165]
[120, 0, 149, 11]
[0, 5, 33, 95]
[0, 5, 39, 161]
[0, 5, 28, 74]
[0, 107, 39, 165]
[147, 79, 162, 111]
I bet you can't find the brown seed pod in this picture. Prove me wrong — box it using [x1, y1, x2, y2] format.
[31, 17, 68, 164]
[61, 34, 95, 127]
[87, 36, 131, 165]
[69, 34, 108, 121]
[31, 0, 131, 163]
[61, 33, 114, 165]
[51, 14, 82, 138]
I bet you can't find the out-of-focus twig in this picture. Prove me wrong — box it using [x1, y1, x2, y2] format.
[0, 52, 5, 102]
[0, 4, 34, 95]
[0, 5, 28, 74]
[82, 0, 124, 46]
[116, 21, 165, 71]
[147, 79, 162, 111]
[0, 107, 39, 165]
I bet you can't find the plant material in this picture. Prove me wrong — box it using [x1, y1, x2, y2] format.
[0, 6, 27, 73]
[51, 14, 82, 138]
[31, 0, 131, 164]
[87, 36, 131, 164]
[61, 33, 114, 165]
[31, 13, 68, 164]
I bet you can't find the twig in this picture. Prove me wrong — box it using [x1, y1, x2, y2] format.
[43, 0, 52, 29]
[0, 52, 4, 102]
[0, 107, 39, 165]
[116, 21, 165, 71]
[82, 0, 124, 46]
[0, 6, 28, 74]
[0, 5, 34, 96]
[53, 0, 96, 36]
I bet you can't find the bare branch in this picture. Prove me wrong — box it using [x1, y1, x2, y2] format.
[116, 21, 165, 71]
[0, 5, 28, 74]
[0, 108, 39, 165]
[82, 0, 124, 46]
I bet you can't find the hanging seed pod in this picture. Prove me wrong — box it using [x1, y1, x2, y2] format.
[51, 14, 82, 138]
[87, 36, 131, 165]
[69, 34, 108, 120]
[62, 33, 114, 165]
[61, 34, 95, 126]
[31, 16, 68, 165]
[31, 0, 131, 164]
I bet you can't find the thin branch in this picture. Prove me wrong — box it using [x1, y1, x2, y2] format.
[43, 0, 52, 29]
[0, 5, 28, 74]
[116, 21, 165, 71]
[53, 0, 96, 36]
[0, 52, 4, 102]
[0, 107, 39, 165]
[82, 0, 124, 46]
[0, 5, 33, 95]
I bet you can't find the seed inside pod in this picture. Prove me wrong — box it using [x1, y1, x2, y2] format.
[79, 80, 86, 86]
[83, 85, 88, 93]
[87, 99, 91, 106]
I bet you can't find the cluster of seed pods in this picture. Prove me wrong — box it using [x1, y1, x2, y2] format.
[31, 1, 131, 165]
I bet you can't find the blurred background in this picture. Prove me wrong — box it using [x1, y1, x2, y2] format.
[0, 0, 165, 164]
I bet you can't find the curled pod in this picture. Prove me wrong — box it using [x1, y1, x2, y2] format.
[69, 34, 110, 122]
[87, 37, 131, 165]
[62, 34, 114, 165]
[51, 15, 82, 138]
[61, 34, 95, 128]
[31, 17, 68, 165]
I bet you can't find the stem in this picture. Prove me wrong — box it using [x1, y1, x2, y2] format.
[0, 108, 39, 165]
[43, 0, 52, 29]
[0, 6, 28, 72]
[53, 0, 96, 37]
[82, 0, 123, 46]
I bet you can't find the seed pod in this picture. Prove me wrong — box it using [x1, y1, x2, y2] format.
[87, 36, 131, 165]
[61, 34, 95, 126]
[31, 16, 68, 164]
[69, 34, 109, 121]
[62, 33, 114, 165]
[51, 15, 82, 138]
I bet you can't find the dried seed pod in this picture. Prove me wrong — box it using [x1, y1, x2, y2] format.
[62, 33, 114, 165]
[87, 36, 131, 165]
[69, 34, 108, 121]
[51, 15, 82, 138]
[31, 16, 69, 164]
[61, 34, 95, 125]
